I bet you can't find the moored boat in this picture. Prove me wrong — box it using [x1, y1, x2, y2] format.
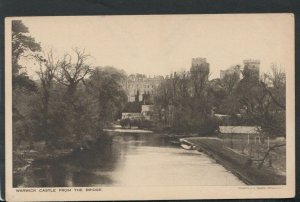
[179, 139, 197, 150]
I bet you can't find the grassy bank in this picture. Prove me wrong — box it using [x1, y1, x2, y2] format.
[182, 137, 286, 185]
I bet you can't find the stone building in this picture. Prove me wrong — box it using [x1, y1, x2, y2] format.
[243, 59, 260, 79]
[121, 112, 144, 120]
[141, 105, 160, 122]
[190, 57, 210, 81]
[123, 74, 164, 102]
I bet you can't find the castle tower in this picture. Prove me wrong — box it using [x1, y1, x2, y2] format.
[243, 59, 260, 80]
[190, 57, 210, 81]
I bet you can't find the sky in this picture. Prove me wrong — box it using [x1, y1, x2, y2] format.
[16, 14, 293, 79]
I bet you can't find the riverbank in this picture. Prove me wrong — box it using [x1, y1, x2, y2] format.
[104, 128, 153, 133]
[14, 128, 286, 187]
[15, 128, 152, 173]
[181, 137, 286, 185]
[15, 131, 245, 187]
[13, 134, 115, 187]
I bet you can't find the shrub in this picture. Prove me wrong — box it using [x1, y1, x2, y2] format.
[120, 118, 131, 128]
[136, 119, 153, 129]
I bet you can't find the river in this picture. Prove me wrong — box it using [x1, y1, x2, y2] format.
[17, 133, 245, 187]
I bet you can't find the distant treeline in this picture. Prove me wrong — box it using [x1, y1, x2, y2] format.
[153, 63, 286, 136]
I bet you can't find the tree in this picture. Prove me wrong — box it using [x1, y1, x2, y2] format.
[35, 50, 60, 148]
[154, 70, 217, 134]
[12, 20, 41, 91]
[211, 72, 241, 115]
[189, 67, 212, 128]
[236, 64, 286, 136]
[207, 79, 227, 113]
[86, 67, 127, 130]
[55, 48, 92, 97]
[12, 20, 41, 152]
[263, 64, 286, 109]
[190, 66, 209, 97]
[154, 78, 172, 108]
[221, 71, 240, 95]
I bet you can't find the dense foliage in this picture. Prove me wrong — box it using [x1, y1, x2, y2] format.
[154, 71, 219, 134]
[154, 66, 286, 137]
[12, 21, 127, 152]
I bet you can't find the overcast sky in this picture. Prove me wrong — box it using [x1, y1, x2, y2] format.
[18, 14, 293, 79]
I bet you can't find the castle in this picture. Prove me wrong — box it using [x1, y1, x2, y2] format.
[122, 57, 210, 103]
[123, 58, 260, 103]
[123, 74, 163, 102]
[243, 59, 260, 79]
[190, 57, 210, 81]
[220, 59, 260, 80]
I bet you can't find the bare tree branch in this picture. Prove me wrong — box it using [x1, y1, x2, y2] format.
[55, 48, 92, 96]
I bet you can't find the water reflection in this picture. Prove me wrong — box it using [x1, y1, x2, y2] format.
[17, 133, 244, 187]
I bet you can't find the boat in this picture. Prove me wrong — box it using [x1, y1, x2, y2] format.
[179, 139, 197, 150]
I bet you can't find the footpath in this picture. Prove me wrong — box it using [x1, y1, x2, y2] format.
[182, 137, 286, 185]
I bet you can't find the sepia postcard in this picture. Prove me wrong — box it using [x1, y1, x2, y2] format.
[5, 14, 295, 201]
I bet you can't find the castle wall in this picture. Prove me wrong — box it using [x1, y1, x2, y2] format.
[123, 76, 163, 102]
